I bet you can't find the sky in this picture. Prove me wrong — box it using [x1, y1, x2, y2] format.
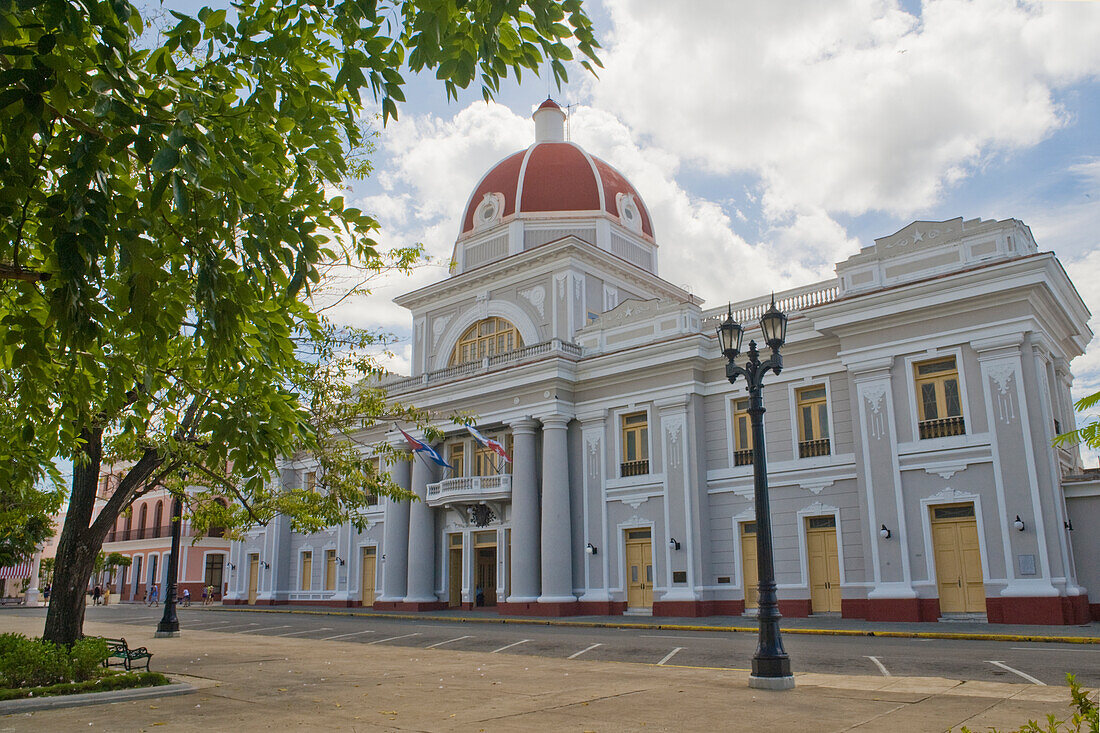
[328, 0, 1100, 457]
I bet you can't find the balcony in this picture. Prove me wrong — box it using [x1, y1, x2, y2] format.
[425, 475, 512, 508]
[798, 438, 831, 458]
[382, 340, 582, 396]
[734, 449, 754, 467]
[620, 459, 649, 477]
[919, 416, 965, 440]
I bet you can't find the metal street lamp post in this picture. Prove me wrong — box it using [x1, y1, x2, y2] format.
[716, 298, 794, 690]
[155, 496, 183, 638]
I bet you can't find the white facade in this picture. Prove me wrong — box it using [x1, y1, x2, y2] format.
[227, 103, 1095, 625]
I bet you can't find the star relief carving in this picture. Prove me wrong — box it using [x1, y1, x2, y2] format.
[911, 228, 923, 243]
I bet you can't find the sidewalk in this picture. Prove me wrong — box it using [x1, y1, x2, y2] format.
[200, 603, 1100, 643]
[2, 615, 1092, 732]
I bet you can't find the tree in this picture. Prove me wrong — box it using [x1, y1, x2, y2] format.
[1055, 389, 1100, 456]
[0, 0, 600, 643]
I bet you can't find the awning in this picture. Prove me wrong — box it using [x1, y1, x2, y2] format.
[0, 561, 31, 579]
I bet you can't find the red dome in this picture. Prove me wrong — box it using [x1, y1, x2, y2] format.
[460, 141, 654, 238]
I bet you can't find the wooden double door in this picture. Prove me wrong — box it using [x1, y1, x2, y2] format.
[625, 528, 654, 610]
[360, 547, 376, 607]
[931, 503, 985, 614]
[805, 516, 842, 613]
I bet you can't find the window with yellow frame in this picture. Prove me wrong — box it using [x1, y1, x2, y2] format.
[300, 551, 312, 591]
[448, 444, 465, 477]
[450, 317, 522, 365]
[620, 412, 649, 476]
[732, 399, 753, 466]
[796, 386, 830, 458]
[304, 470, 317, 492]
[913, 356, 965, 438]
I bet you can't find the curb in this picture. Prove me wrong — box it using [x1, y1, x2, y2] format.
[0, 681, 195, 714]
[201, 607, 1100, 644]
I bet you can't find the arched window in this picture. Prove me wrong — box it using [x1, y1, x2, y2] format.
[138, 504, 148, 540]
[450, 317, 523, 365]
[123, 512, 132, 538]
[153, 501, 163, 538]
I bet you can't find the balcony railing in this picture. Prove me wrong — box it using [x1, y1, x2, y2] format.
[382, 340, 583, 396]
[105, 525, 207, 542]
[620, 459, 649, 477]
[798, 438, 831, 458]
[919, 416, 966, 440]
[734, 449, 754, 467]
[425, 474, 512, 507]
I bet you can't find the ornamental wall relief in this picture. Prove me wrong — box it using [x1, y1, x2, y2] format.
[986, 361, 1017, 424]
[862, 382, 888, 440]
[518, 285, 546, 317]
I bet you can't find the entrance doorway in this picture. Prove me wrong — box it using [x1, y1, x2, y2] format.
[448, 534, 463, 608]
[931, 503, 985, 614]
[360, 547, 376, 607]
[805, 516, 841, 613]
[624, 528, 653, 610]
[740, 522, 759, 610]
[474, 531, 497, 607]
[247, 553, 259, 605]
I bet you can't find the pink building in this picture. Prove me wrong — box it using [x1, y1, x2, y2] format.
[98, 476, 231, 604]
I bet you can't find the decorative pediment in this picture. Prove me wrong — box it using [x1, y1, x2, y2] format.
[873, 217, 964, 254]
[596, 298, 661, 327]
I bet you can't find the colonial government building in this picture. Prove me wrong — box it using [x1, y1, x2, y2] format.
[225, 100, 1099, 625]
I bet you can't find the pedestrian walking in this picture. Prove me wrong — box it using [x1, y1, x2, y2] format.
[206, 584, 215, 605]
[182, 588, 191, 606]
[92, 585, 102, 606]
[150, 583, 159, 607]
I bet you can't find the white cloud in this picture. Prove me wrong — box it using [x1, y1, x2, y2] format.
[591, 0, 1100, 219]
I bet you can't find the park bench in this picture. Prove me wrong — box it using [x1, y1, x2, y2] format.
[102, 637, 153, 671]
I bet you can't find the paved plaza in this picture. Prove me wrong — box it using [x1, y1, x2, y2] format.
[2, 607, 1097, 731]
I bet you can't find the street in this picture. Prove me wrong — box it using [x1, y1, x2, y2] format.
[7, 605, 1096, 687]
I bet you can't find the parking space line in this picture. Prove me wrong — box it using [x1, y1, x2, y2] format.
[987, 660, 1046, 685]
[426, 635, 472, 649]
[207, 623, 260, 632]
[184, 621, 240, 629]
[568, 643, 602, 659]
[657, 647, 684, 666]
[864, 655, 890, 677]
[639, 635, 704, 640]
[238, 625, 291, 634]
[272, 627, 332, 637]
[366, 632, 421, 645]
[491, 639, 531, 654]
[319, 629, 377, 641]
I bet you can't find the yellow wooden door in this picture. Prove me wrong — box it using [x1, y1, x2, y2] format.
[931, 504, 985, 614]
[247, 553, 259, 605]
[741, 522, 759, 609]
[448, 547, 463, 607]
[360, 547, 376, 607]
[624, 529, 653, 609]
[475, 548, 497, 606]
[806, 517, 842, 613]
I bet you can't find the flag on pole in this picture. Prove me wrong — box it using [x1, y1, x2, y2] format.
[467, 425, 512, 463]
[397, 426, 453, 468]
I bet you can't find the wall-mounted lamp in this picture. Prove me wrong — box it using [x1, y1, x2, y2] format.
[1065, 519, 1074, 531]
[227, 562, 236, 571]
[336, 556, 346, 566]
[260, 561, 271, 569]
[1013, 515, 1026, 532]
[668, 538, 681, 551]
[585, 543, 598, 556]
[879, 524, 892, 540]
[381, 554, 386, 561]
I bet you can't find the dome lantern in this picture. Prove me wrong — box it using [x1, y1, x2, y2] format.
[533, 98, 566, 143]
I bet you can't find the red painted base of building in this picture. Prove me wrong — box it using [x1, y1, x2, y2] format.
[986, 594, 1091, 625]
[841, 597, 942, 622]
[495, 601, 591, 616]
[371, 600, 448, 612]
[1091, 603, 1100, 622]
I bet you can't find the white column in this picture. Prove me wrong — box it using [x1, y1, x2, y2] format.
[405, 450, 439, 603]
[378, 454, 412, 602]
[538, 414, 576, 604]
[507, 418, 540, 602]
[24, 550, 42, 605]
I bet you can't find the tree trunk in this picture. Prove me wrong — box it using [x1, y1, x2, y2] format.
[43, 427, 107, 644]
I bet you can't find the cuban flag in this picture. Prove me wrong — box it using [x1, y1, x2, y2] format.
[467, 425, 512, 463]
[397, 426, 452, 468]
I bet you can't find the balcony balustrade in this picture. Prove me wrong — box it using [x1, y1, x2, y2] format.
[918, 416, 966, 440]
[619, 459, 649, 477]
[425, 474, 512, 508]
[734, 449, 754, 467]
[798, 438, 831, 458]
